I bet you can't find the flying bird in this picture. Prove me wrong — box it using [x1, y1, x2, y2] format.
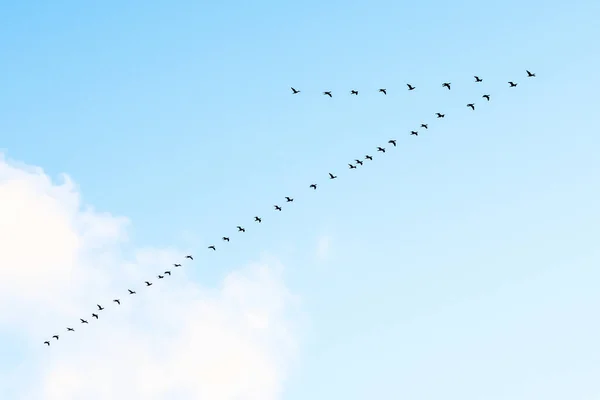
[350, 90, 358, 95]
[410, 131, 418, 136]
[329, 173, 337, 179]
[407, 84, 415, 90]
[97, 304, 104, 311]
[164, 271, 171, 275]
[285, 197, 293, 202]
[208, 245, 216, 251]
[255, 216, 262, 222]
[310, 184, 317, 190]
[222, 236, 230, 242]
[291, 87, 300, 94]
[482, 94, 490, 101]
[388, 139, 397, 147]
[80, 319, 88, 324]
[436, 113, 445, 118]
[355, 159, 363, 166]
[365, 155, 373, 161]
[67, 327, 74, 332]
[128, 289, 136, 295]
[474, 76, 483, 82]
[526, 70, 536, 77]
[53, 335, 59, 340]
[274, 205, 282, 211]
[174, 263, 181, 267]
[237, 226, 246, 232]
[379, 88, 387, 95]
[92, 313, 98, 319]
[185, 255, 193, 260]
[377, 147, 385, 153]
[349, 164, 357, 169]
[421, 123, 428, 129]
[113, 299, 120, 305]
[442, 82, 451, 90]
[44, 341, 50, 346]
[145, 281, 152, 287]
[158, 275, 164, 279]
[467, 103, 475, 110]
[508, 81, 517, 87]
[323, 91, 332, 97]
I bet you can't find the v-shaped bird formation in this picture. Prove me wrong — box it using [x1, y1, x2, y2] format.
[43, 70, 536, 346]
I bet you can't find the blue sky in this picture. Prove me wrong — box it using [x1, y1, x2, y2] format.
[1, 0, 600, 398]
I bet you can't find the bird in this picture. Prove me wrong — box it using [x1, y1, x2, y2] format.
[285, 197, 293, 202]
[208, 245, 216, 251]
[44, 341, 50, 346]
[508, 81, 517, 87]
[526, 70, 536, 77]
[436, 113, 445, 118]
[442, 82, 451, 90]
[80, 318, 88, 324]
[474, 76, 483, 82]
[323, 91, 332, 97]
[145, 281, 152, 287]
[174, 263, 181, 267]
[310, 184, 317, 190]
[164, 271, 171, 275]
[410, 131, 418, 136]
[348, 164, 357, 169]
[388, 139, 397, 147]
[158, 275, 164, 279]
[53, 335, 59, 340]
[97, 304, 104, 311]
[237, 226, 246, 232]
[350, 90, 358, 95]
[421, 123, 428, 129]
[407, 84, 415, 90]
[67, 327, 74, 332]
[222, 236, 230, 242]
[274, 205, 282, 211]
[379, 88, 387, 95]
[92, 313, 98, 319]
[365, 155, 373, 161]
[185, 255, 193, 260]
[329, 173, 337, 179]
[482, 94, 490, 101]
[355, 159, 363, 166]
[128, 289, 136, 295]
[255, 216, 262, 222]
[291, 87, 300, 94]
[113, 299, 120, 305]
[377, 147, 385, 153]
[467, 103, 475, 110]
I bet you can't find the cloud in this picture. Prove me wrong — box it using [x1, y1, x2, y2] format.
[0, 153, 301, 400]
[315, 235, 332, 262]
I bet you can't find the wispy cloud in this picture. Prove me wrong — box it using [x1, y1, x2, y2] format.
[315, 235, 332, 262]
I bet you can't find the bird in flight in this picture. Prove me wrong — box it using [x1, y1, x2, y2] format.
[53, 335, 59, 340]
[436, 113, 445, 118]
[329, 173, 337, 180]
[67, 327, 74, 332]
[323, 91, 332, 97]
[407, 84, 415, 91]
[158, 275, 164, 279]
[255, 216, 262, 222]
[355, 159, 363, 166]
[442, 82, 451, 90]
[350, 90, 358, 95]
[482, 94, 490, 101]
[44, 341, 50, 346]
[291, 87, 300, 94]
[80, 318, 88, 324]
[164, 271, 171, 276]
[388, 139, 397, 147]
[508, 81, 517, 87]
[237, 226, 246, 232]
[285, 197, 293, 202]
[185, 255, 194, 260]
[348, 164, 357, 169]
[526, 70, 536, 77]
[410, 131, 418, 136]
[208, 245, 216, 251]
[379, 88, 387, 95]
[274, 205, 282, 211]
[365, 155, 373, 161]
[113, 299, 120, 305]
[310, 184, 317, 190]
[174, 263, 181, 267]
[145, 281, 152, 287]
[97, 304, 104, 311]
[92, 313, 99, 319]
[377, 147, 385, 153]
[474, 76, 483, 82]
[421, 123, 428, 129]
[222, 236, 230, 242]
[467, 103, 475, 110]
[128, 289, 136, 295]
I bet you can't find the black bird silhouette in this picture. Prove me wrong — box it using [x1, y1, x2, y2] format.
[145, 281, 152, 287]
[310, 184, 317, 190]
[237, 226, 246, 232]
[474, 76, 483, 82]
[526, 70, 536, 77]
[113, 299, 120, 305]
[508, 81, 517, 87]
[407, 84, 415, 90]
[442, 82, 451, 90]
[421, 123, 428, 129]
[185, 255, 193, 260]
[323, 91, 332, 97]
[67, 327, 74, 331]
[97, 304, 104, 311]
[467, 103, 475, 110]
[208, 245, 216, 251]
[350, 90, 358, 95]
[285, 197, 293, 202]
[379, 88, 387, 95]
[92, 313, 98, 319]
[44, 341, 50, 346]
[164, 271, 171, 275]
[174, 263, 181, 267]
[128, 289, 136, 295]
[329, 173, 337, 179]
[53, 335, 59, 340]
[255, 216, 262, 222]
[274, 205, 282, 211]
[388, 140, 397, 147]
[349, 164, 357, 169]
[411, 131, 418, 136]
[365, 155, 373, 161]
[436, 113, 445, 118]
[291, 87, 300, 94]
[158, 275, 164, 279]
[80, 318, 88, 324]
[355, 159, 363, 166]
[222, 236, 230, 242]
[377, 147, 385, 153]
[482, 94, 490, 101]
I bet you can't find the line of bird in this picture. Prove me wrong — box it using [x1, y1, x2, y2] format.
[290, 70, 536, 96]
[43, 70, 536, 347]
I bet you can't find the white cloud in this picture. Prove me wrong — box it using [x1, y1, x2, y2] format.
[0, 153, 301, 400]
[315, 235, 332, 262]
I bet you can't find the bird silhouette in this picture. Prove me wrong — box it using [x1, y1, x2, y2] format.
[285, 197, 293, 202]
[274, 205, 282, 211]
[377, 147, 385, 153]
[508, 81, 517, 87]
[164, 271, 171, 275]
[145, 281, 152, 287]
[436, 113, 445, 118]
[349, 164, 357, 169]
[97, 304, 104, 311]
[53, 335, 59, 340]
[128, 289, 136, 295]
[237, 226, 246, 232]
[174, 263, 181, 267]
[291, 87, 300, 94]
[310, 184, 317, 190]
[355, 159, 363, 166]
[388, 139, 397, 147]
[208, 245, 216, 251]
[185, 255, 193, 260]
[379, 88, 387, 95]
[442, 82, 451, 90]
[474, 76, 483, 82]
[67, 327, 74, 332]
[222, 236, 230, 242]
[323, 91, 332, 97]
[410, 131, 418, 136]
[80, 318, 88, 324]
[329, 173, 337, 179]
[92, 313, 98, 319]
[350, 90, 358, 95]
[421, 123, 428, 129]
[482, 94, 490, 101]
[44, 341, 50, 346]
[407, 84, 415, 90]
[467, 103, 475, 110]
[255, 216, 262, 222]
[526, 70, 535, 77]
[158, 275, 164, 279]
[365, 155, 373, 161]
[113, 299, 120, 305]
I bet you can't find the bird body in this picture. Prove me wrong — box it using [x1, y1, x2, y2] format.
[410, 131, 418, 136]
[67, 327, 74, 331]
[421, 124, 428, 129]
[97, 304, 104, 311]
[291, 87, 300, 94]
[355, 159, 363, 166]
[377, 147, 385, 153]
[285, 197, 294, 202]
[350, 90, 358, 95]
[92, 313, 98, 319]
[208, 245, 216, 251]
[145, 281, 152, 287]
[185, 255, 193, 260]
[255, 216, 262, 222]
[379, 88, 387, 95]
[222, 236, 230, 241]
[158, 275, 164, 279]
[482, 94, 490, 101]
[44, 341, 50, 346]
[365, 155, 373, 161]
[508, 81, 517, 87]
[53, 335, 59, 340]
[407, 84, 415, 90]
[349, 164, 357, 169]
[174, 263, 181, 267]
[164, 271, 171, 275]
[442, 82, 451, 90]
[329, 173, 337, 179]
[323, 91, 332, 97]
[474, 76, 482, 82]
[526, 70, 536, 77]
[237, 226, 246, 232]
[467, 103, 475, 110]
[436, 113, 445, 118]
[388, 139, 397, 147]
[80, 319, 88, 323]
[274, 205, 282, 211]
[310, 184, 317, 190]
[113, 299, 120, 305]
[128, 289, 136, 295]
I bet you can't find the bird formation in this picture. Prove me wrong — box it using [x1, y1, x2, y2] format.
[44, 70, 536, 346]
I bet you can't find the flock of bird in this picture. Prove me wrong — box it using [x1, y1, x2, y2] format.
[43, 69, 536, 347]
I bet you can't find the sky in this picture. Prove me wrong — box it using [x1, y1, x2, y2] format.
[1, 0, 599, 399]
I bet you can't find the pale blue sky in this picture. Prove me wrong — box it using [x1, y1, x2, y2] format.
[1, 0, 600, 398]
